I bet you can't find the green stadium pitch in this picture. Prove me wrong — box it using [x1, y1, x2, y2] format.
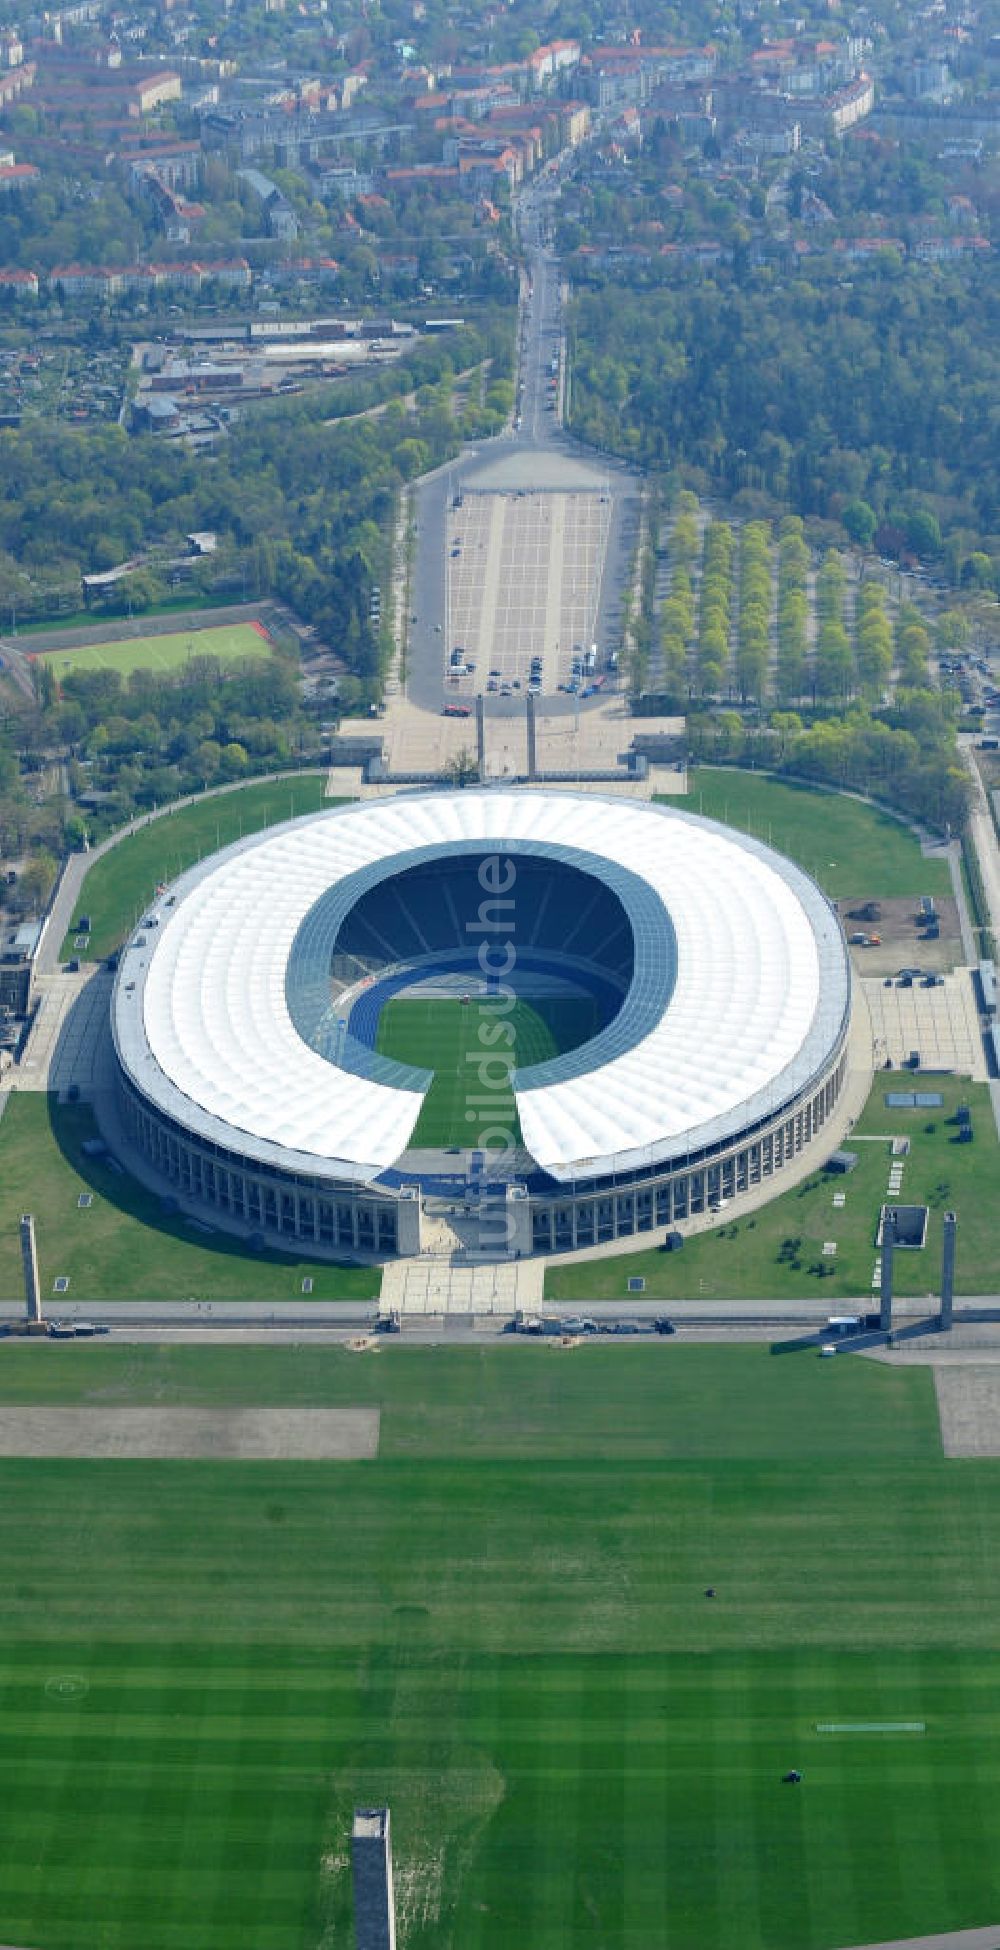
[0, 1344, 998, 1950]
[375, 994, 600, 1147]
[36, 621, 274, 681]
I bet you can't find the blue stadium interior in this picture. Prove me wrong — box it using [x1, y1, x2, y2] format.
[332, 855, 634, 992]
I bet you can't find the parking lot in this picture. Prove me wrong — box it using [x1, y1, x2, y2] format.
[444, 490, 612, 701]
[863, 967, 987, 1080]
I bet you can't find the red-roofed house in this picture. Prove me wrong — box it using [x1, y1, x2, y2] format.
[0, 267, 38, 298]
[0, 62, 35, 107]
[0, 162, 39, 190]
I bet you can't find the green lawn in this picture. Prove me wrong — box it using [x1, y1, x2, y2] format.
[547, 1074, 998, 1303]
[38, 621, 274, 681]
[1, 1346, 1000, 1949]
[0, 1094, 378, 1304]
[62, 774, 332, 962]
[685, 768, 951, 899]
[376, 995, 598, 1148]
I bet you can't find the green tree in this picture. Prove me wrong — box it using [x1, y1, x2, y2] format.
[906, 508, 942, 559]
[842, 500, 877, 549]
[17, 848, 57, 912]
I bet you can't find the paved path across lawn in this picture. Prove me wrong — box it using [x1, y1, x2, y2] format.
[836, 1928, 999, 1950]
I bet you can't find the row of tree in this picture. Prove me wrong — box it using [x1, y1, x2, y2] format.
[652, 496, 983, 715]
[736, 522, 771, 703]
[697, 520, 734, 696]
[777, 519, 809, 704]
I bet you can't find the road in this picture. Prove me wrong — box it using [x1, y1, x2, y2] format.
[515, 189, 564, 445]
[405, 159, 638, 722]
[4, 1294, 997, 1345]
[959, 735, 1000, 946]
[956, 734, 1000, 1129]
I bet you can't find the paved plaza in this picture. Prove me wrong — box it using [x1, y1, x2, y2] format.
[444, 489, 612, 699]
[862, 967, 987, 1080]
[380, 1253, 544, 1316]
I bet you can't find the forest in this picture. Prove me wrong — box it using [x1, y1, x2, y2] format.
[569, 262, 1000, 587]
[0, 312, 513, 660]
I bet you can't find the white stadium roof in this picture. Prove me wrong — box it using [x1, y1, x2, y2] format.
[113, 790, 850, 1185]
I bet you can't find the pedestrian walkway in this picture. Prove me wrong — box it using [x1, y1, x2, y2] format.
[14, 967, 107, 1092]
[835, 1926, 1000, 1950]
[380, 1254, 544, 1316]
[862, 965, 986, 1078]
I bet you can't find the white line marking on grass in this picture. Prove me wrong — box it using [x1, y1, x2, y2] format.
[815, 1722, 926, 1734]
[45, 1675, 89, 1701]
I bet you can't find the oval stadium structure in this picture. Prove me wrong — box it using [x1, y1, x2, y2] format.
[111, 790, 853, 1260]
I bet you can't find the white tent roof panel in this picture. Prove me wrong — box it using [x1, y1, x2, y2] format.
[114, 790, 849, 1184]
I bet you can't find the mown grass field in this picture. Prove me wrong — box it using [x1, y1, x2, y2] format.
[376, 995, 598, 1147]
[38, 620, 274, 681]
[61, 773, 331, 961]
[0, 1094, 378, 1304]
[686, 768, 951, 900]
[547, 1074, 998, 1303]
[0, 1345, 999, 1950]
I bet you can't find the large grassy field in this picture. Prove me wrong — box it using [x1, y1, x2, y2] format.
[0, 1345, 999, 1950]
[0, 1094, 378, 1303]
[62, 773, 331, 961]
[547, 1074, 998, 1303]
[376, 995, 598, 1147]
[686, 768, 951, 900]
[38, 620, 274, 681]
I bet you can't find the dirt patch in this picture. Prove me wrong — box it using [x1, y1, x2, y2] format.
[0, 1406, 380, 1459]
[934, 1369, 1000, 1457]
[835, 895, 961, 976]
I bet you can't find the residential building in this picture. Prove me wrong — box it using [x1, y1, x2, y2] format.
[0, 161, 39, 190]
[127, 70, 181, 117]
[0, 268, 38, 299]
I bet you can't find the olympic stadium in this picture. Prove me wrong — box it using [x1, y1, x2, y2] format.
[110, 790, 853, 1260]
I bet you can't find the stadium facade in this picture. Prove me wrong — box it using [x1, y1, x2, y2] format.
[110, 790, 852, 1260]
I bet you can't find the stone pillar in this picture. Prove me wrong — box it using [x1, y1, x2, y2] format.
[880, 1207, 896, 1335]
[506, 1184, 532, 1258]
[940, 1210, 957, 1332]
[476, 693, 486, 782]
[20, 1213, 41, 1323]
[396, 1185, 422, 1257]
